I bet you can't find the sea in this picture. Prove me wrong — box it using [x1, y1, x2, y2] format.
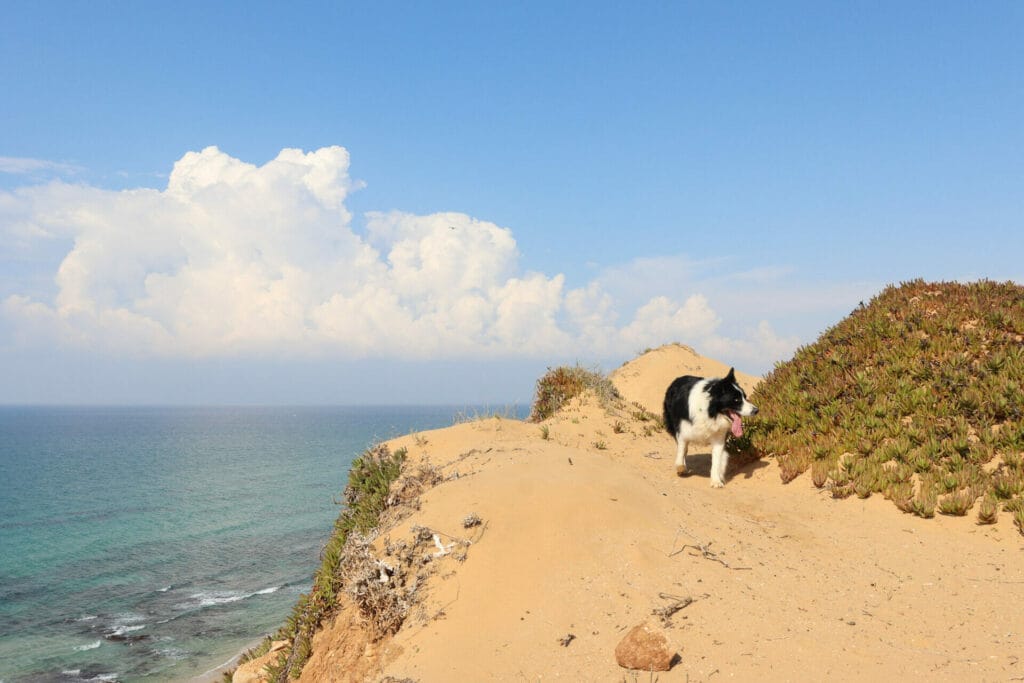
[0, 405, 524, 683]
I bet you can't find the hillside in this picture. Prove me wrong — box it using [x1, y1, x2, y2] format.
[233, 341, 1024, 682]
[745, 279, 1024, 529]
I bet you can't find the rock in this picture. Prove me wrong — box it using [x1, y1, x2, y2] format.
[232, 661, 265, 683]
[614, 622, 677, 671]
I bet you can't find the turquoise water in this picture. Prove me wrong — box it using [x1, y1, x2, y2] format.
[0, 405, 522, 682]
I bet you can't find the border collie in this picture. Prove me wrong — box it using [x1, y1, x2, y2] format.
[663, 368, 757, 488]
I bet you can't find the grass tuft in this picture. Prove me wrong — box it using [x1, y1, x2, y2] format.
[977, 495, 999, 524]
[529, 365, 621, 422]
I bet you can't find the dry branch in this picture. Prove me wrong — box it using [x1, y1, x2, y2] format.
[652, 593, 694, 626]
[669, 540, 750, 570]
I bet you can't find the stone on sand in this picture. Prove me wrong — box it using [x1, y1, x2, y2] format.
[614, 622, 676, 671]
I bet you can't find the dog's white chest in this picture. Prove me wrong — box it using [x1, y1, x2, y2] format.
[678, 413, 731, 444]
[676, 380, 732, 444]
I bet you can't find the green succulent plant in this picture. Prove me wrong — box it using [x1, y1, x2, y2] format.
[739, 279, 1024, 525]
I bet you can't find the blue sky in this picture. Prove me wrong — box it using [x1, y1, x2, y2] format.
[1, 2, 1021, 404]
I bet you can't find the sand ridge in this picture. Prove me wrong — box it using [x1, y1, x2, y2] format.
[275, 345, 1024, 682]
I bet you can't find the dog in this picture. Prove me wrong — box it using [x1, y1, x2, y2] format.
[663, 367, 757, 488]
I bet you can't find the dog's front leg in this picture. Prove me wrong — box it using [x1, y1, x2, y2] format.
[709, 440, 728, 488]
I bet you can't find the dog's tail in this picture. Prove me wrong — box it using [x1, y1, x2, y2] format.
[662, 393, 677, 438]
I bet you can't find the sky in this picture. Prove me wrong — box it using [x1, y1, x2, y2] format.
[1, 2, 1021, 405]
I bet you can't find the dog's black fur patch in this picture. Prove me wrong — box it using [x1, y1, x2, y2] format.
[663, 367, 749, 437]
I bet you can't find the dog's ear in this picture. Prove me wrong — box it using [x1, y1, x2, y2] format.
[725, 367, 736, 382]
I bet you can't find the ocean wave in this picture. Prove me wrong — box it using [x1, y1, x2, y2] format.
[59, 673, 120, 683]
[157, 585, 171, 592]
[74, 640, 102, 652]
[102, 614, 150, 643]
[76, 615, 98, 622]
[110, 612, 146, 625]
[191, 592, 246, 608]
[156, 646, 189, 662]
[180, 585, 282, 609]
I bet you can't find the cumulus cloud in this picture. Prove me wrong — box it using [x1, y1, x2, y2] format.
[0, 145, 805, 370]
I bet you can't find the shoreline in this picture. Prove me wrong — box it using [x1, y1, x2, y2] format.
[192, 637, 267, 682]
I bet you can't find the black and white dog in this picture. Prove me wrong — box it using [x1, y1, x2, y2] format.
[663, 368, 758, 488]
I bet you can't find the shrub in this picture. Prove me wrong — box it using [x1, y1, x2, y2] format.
[977, 495, 999, 524]
[529, 365, 620, 422]
[938, 489, 976, 516]
[741, 280, 1024, 523]
[911, 485, 937, 518]
[810, 458, 831, 488]
[886, 481, 915, 512]
[993, 471, 1024, 499]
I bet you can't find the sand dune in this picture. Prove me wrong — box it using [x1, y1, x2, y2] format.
[238, 345, 1024, 682]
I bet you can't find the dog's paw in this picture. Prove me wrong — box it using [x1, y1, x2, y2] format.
[676, 465, 689, 477]
[710, 479, 725, 489]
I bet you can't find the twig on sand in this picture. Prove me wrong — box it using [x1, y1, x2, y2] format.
[428, 524, 483, 544]
[667, 525, 700, 552]
[440, 447, 494, 473]
[417, 584, 460, 628]
[652, 593, 694, 625]
[670, 539, 751, 571]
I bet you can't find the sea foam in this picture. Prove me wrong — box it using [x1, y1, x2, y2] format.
[185, 585, 282, 609]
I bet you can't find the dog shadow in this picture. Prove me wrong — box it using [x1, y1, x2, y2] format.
[679, 452, 769, 482]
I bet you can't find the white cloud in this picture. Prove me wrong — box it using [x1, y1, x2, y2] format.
[701, 320, 802, 373]
[0, 156, 82, 176]
[618, 295, 721, 349]
[1, 145, 821, 371]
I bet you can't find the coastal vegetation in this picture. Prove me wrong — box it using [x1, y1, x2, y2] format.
[262, 443, 408, 680]
[742, 279, 1024, 532]
[529, 364, 621, 422]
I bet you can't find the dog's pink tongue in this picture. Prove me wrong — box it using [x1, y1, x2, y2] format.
[730, 412, 743, 438]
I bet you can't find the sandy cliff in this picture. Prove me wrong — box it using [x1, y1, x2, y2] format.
[237, 344, 1024, 682]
